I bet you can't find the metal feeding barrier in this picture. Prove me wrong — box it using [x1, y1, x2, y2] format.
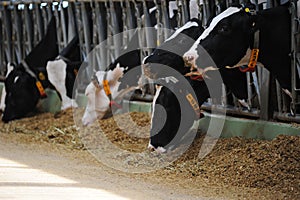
[0, 0, 299, 123]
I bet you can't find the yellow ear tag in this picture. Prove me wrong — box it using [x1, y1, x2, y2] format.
[38, 72, 46, 81]
[36, 81, 47, 98]
[103, 80, 111, 96]
[186, 93, 201, 117]
[248, 48, 259, 69]
[245, 8, 250, 13]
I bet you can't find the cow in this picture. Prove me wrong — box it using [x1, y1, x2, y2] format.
[2, 17, 59, 122]
[81, 18, 205, 126]
[46, 35, 81, 110]
[145, 17, 251, 152]
[2, 17, 82, 122]
[183, 3, 294, 100]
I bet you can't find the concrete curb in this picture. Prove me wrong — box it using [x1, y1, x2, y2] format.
[1, 83, 299, 139]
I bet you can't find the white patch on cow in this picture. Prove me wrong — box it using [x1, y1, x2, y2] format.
[183, 7, 241, 65]
[142, 56, 149, 64]
[150, 85, 163, 130]
[165, 21, 199, 42]
[0, 63, 14, 111]
[14, 76, 19, 83]
[156, 146, 167, 153]
[147, 142, 167, 153]
[46, 59, 78, 110]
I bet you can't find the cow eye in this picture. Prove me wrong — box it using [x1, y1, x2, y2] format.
[218, 25, 230, 34]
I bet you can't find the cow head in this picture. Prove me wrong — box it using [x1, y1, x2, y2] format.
[149, 77, 209, 152]
[82, 64, 125, 126]
[183, 6, 255, 71]
[2, 68, 40, 122]
[143, 18, 204, 78]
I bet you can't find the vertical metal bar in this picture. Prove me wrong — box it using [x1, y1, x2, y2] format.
[0, 15, 4, 73]
[24, 3, 33, 53]
[142, 0, 155, 53]
[60, 5, 68, 47]
[74, 1, 85, 58]
[290, 0, 297, 116]
[276, 80, 283, 113]
[154, 0, 163, 46]
[161, 0, 171, 40]
[31, 3, 38, 46]
[125, 0, 136, 38]
[35, 2, 44, 41]
[81, 2, 92, 54]
[13, 5, 23, 63]
[202, 0, 210, 25]
[67, 2, 77, 42]
[109, 0, 121, 58]
[259, 67, 271, 120]
[246, 72, 253, 108]
[53, 3, 63, 52]
[181, 0, 189, 23]
[94, 1, 107, 70]
[221, 84, 227, 107]
[3, 5, 13, 63]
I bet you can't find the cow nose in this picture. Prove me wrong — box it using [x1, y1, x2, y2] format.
[183, 53, 195, 67]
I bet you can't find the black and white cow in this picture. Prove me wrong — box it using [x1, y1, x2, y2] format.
[183, 3, 294, 97]
[2, 18, 81, 122]
[2, 17, 59, 122]
[145, 17, 250, 152]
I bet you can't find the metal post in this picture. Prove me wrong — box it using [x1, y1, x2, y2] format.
[125, 0, 136, 38]
[161, 0, 171, 40]
[53, 3, 63, 52]
[142, 0, 155, 53]
[3, 5, 13, 63]
[35, 2, 44, 41]
[24, 3, 34, 53]
[276, 80, 283, 113]
[60, 5, 68, 47]
[0, 14, 4, 73]
[67, 2, 77, 42]
[94, 1, 107, 70]
[290, 0, 299, 116]
[259, 67, 271, 120]
[246, 72, 253, 109]
[13, 4, 23, 63]
[81, 2, 92, 55]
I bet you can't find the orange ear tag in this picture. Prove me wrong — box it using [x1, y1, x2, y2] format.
[103, 80, 111, 96]
[186, 93, 201, 118]
[36, 81, 47, 98]
[248, 48, 259, 69]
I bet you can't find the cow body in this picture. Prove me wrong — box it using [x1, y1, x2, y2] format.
[183, 4, 292, 91]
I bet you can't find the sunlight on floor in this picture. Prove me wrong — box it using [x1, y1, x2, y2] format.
[0, 157, 130, 200]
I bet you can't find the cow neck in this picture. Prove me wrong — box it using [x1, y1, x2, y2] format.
[21, 60, 47, 98]
[239, 7, 260, 73]
[102, 72, 122, 109]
